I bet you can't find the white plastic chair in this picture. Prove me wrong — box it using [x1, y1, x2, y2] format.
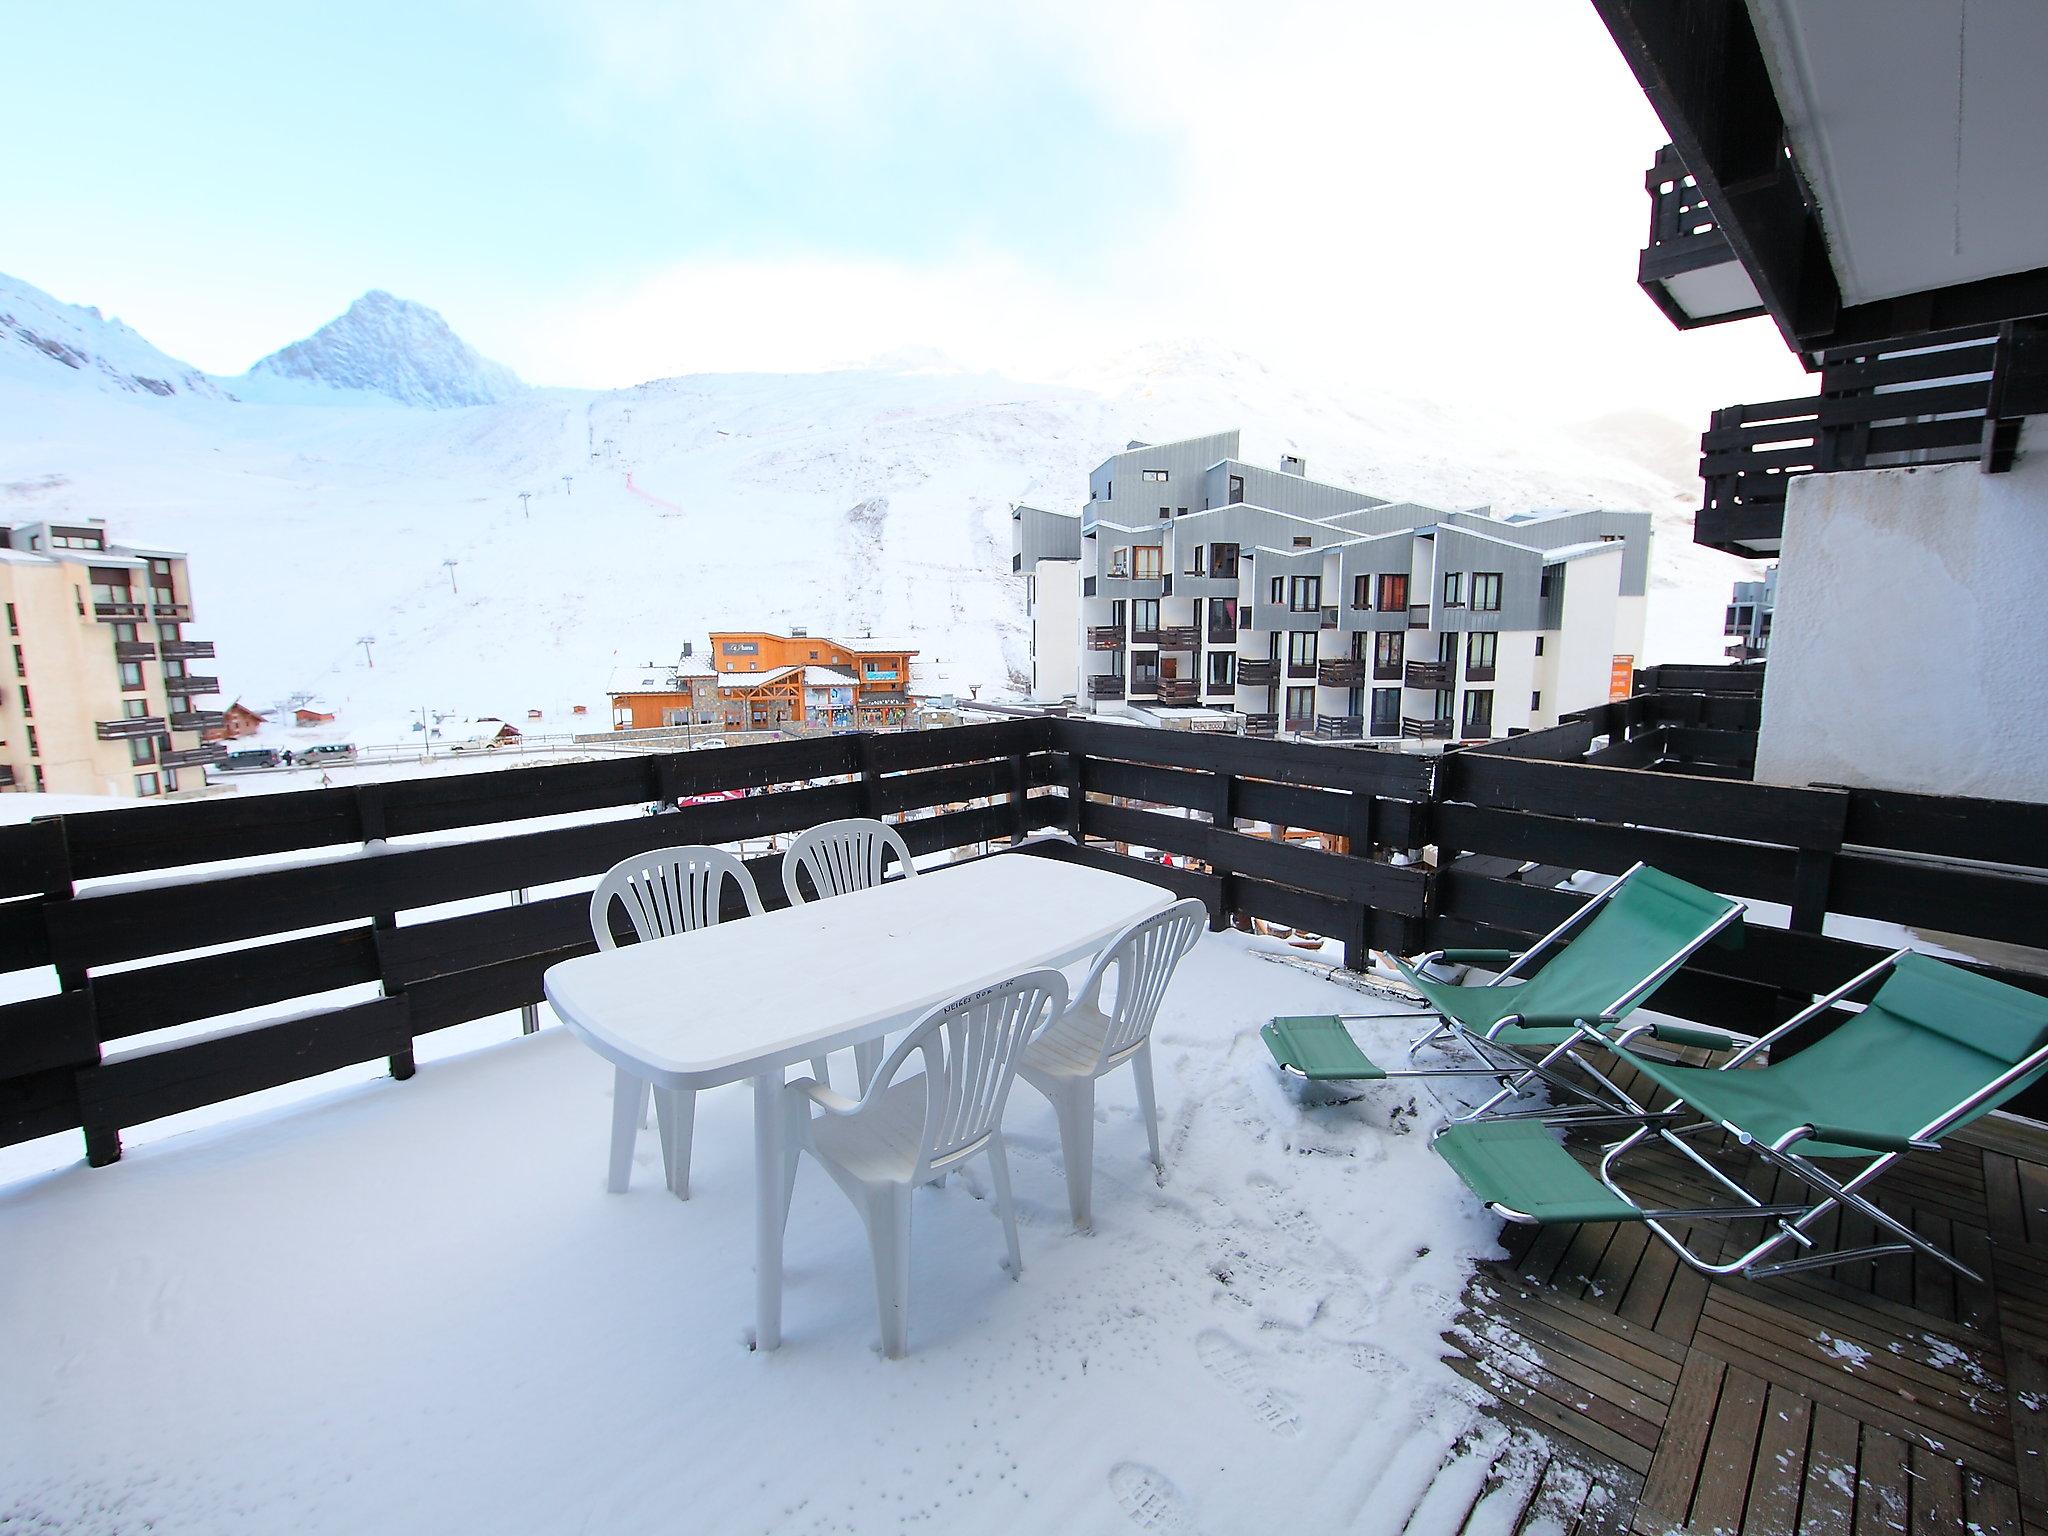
[782, 817, 919, 1086]
[782, 968, 1069, 1358]
[1017, 898, 1206, 1230]
[591, 846, 829, 1198]
[780, 817, 918, 906]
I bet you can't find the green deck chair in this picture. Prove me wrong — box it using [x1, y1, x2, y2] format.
[1261, 862, 1746, 1120]
[1431, 948, 2048, 1283]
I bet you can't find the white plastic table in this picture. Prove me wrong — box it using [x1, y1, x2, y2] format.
[542, 850, 1176, 1350]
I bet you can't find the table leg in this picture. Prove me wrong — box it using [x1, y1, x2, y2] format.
[753, 1071, 785, 1351]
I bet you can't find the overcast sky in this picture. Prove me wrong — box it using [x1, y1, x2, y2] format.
[5, 0, 1806, 424]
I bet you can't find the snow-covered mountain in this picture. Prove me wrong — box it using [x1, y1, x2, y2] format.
[0, 272, 225, 399]
[0, 271, 1753, 742]
[240, 290, 525, 408]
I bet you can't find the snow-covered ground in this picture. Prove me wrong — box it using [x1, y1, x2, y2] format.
[0, 930, 1509, 1536]
[2, 271, 1761, 749]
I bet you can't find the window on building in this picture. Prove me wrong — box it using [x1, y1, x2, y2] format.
[1441, 571, 1463, 608]
[1352, 574, 1371, 610]
[32, 766, 45, 791]
[1158, 506, 1170, 520]
[123, 698, 148, 718]
[1288, 575, 1321, 612]
[1176, 507, 1188, 518]
[18, 687, 29, 716]
[1373, 630, 1404, 678]
[27, 724, 40, 756]
[1131, 599, 1160, 635]
[1209, 543, 1238, 578]
[1471, 572, 1502, 612]
[12, 645, 23, 679]
[1206, 650, 1236, 690]
[129, 735, 153, 765]
[1109, 547, 1130, 577]
[1142, 469, 1168, 482]
[1228, 475, 1245, 504]
[1104, 479, 1112, 500]
[52, 527, 105, 550]
[119, 662, 145, 691]
[1284, 686, 1313, 725]
[1534, 636, 1545, 657]
[1111, 599, 1126, 626]
[1539, 568, 1555, 598]
[1268, 576, 1283, 605]
[1208, 599, 1237, 644]
[1185, 544, 1205, 575]
[1133, 545, 1163, 579]
[162, 769, 179, 793]
[1377, 573, 1408, 611]
[1462, 689, 1494, 739]
[1531, 691, 1542, 712]
[1286, 631, 1317, 674]
[1370, 687, 1401, 736]
[158, 623, 181, 643]
[1466, 631, 1498, 681]
[4, 603, 15, 636]
[135, 772, 161, 798]
[1291, 535, 1311, 548]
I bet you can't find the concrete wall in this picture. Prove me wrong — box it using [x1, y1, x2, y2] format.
[1551, 545, 1624, 719]
[1029, 559, 1080, 703]
[1755, 440, 2048, 802]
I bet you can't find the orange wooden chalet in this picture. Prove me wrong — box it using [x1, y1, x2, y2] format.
[709, 630, 917, 730]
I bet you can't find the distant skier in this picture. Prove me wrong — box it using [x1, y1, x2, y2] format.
[282, 749, 295, 767]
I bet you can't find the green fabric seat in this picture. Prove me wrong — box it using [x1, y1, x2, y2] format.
[1433, 1119, 1645, 1224]
[1261, 1016, 1386, 1080]
[1392, 865, 1743, 1047]
[1618, 952, 2048, 1158]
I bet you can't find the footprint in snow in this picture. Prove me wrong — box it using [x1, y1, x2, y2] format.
[1196, 1327, 1304, 1438]
[1109, 1463, 1205, 1534]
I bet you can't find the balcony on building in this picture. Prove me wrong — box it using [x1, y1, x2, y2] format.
[1317, 658, 1367, 688]
[1129, 628, 1161, 647]
[1465, 662, 1497, 684]
[152, 601, 194, 621]
[1401, 715, 1454, 740]
[1236, 658, 1279, 687]
[1156, 678, 1199, 705]
[1085, 625, 1124, 652]
[113, 640, 157, 663]
[160, 743, 227, 769]
[1155, 625, 1200, 651]
[1281, 713, 1313, 734]
[1634, 145, 1766, 331]
[93, 601, 150, 623]
[159, 639, 216, 661]
[164, 674, 221, 696]
[1085, 674, 1125, 700]
[97, 716, 167, 740]
[1240, 711, 1277, 737]
[170, 710, 227, 733]
[1404, 660, 1452, 690]
[1313, 714, 1362, 740]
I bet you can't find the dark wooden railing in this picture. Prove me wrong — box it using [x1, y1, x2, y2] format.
[1318, 659, 1367, 687]
[1156, 626, 1201, 652]
[1237, 659, 1279, 686]
[6, 672, 2043, 1167]
[1314, 714, 1362, 740]
[1403, 716, 1454, 740]
[1085, 675, 1125, 700]
[1405, 661, 1452, 690]
[1085, 626, 1124, 651]
[1697, 327, 1998, 557]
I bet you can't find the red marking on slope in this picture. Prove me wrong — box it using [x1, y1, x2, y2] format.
[624, 471, 686, 516]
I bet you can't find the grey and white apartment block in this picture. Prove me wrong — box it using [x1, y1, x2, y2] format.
[1010, 430, 1650, 744]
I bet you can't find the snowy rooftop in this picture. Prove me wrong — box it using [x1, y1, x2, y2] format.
[1, 930, 1503, 1534]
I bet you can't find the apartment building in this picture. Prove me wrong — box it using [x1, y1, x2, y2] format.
[1723, 566, 1776, 661]
[706, 630, 918, 730]
[1012, 430, 1650, 744]
[0, 518, 224, 795]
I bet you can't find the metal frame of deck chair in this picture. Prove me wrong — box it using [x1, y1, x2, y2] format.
[1433, 948, 2048, 1285]
[1260, 863, 1747, 1122]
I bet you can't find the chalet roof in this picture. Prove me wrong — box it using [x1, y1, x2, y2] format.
[803, 666, 859, 686]
[720, 665, 803, 691]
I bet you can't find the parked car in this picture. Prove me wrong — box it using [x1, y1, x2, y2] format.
[693, 737, 728, 751]
[218, 749, 281, 772]
[303, 743, 357, 765]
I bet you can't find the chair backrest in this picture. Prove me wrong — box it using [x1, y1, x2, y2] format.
[781, 817, 917, 906]
[1072, 899, 1207, 1067]
[874, 969, 1069, 1177]
[589, 845, 763, 950]
[1517, 864, 1743, 1021]
[1785, 951, 2048, 1142]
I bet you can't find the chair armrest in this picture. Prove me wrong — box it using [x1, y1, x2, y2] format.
[1775, 1123, 1938, 1156]
[1439, 948, 1515, 967]
[786, 1077, 864, 1117]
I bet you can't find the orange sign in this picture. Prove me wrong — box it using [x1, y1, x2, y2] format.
[1609, 655, 1635, 701]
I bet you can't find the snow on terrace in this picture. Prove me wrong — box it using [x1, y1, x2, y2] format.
[1, 931, 1506, 1536]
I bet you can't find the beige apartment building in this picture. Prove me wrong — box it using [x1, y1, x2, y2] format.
[0, 519, 224, 797]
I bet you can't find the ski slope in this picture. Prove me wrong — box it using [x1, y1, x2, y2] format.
[0, 274, 1756, 740]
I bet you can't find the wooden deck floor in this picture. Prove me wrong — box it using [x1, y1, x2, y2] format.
[1423, 1058, 2048, 1535]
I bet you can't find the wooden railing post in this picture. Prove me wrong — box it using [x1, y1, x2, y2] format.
[1211, 769, 1238, 931]
[357, 783, 414, 1082]
[1008, 752, 1029, 845]
[1339, 788, 1378, 971]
